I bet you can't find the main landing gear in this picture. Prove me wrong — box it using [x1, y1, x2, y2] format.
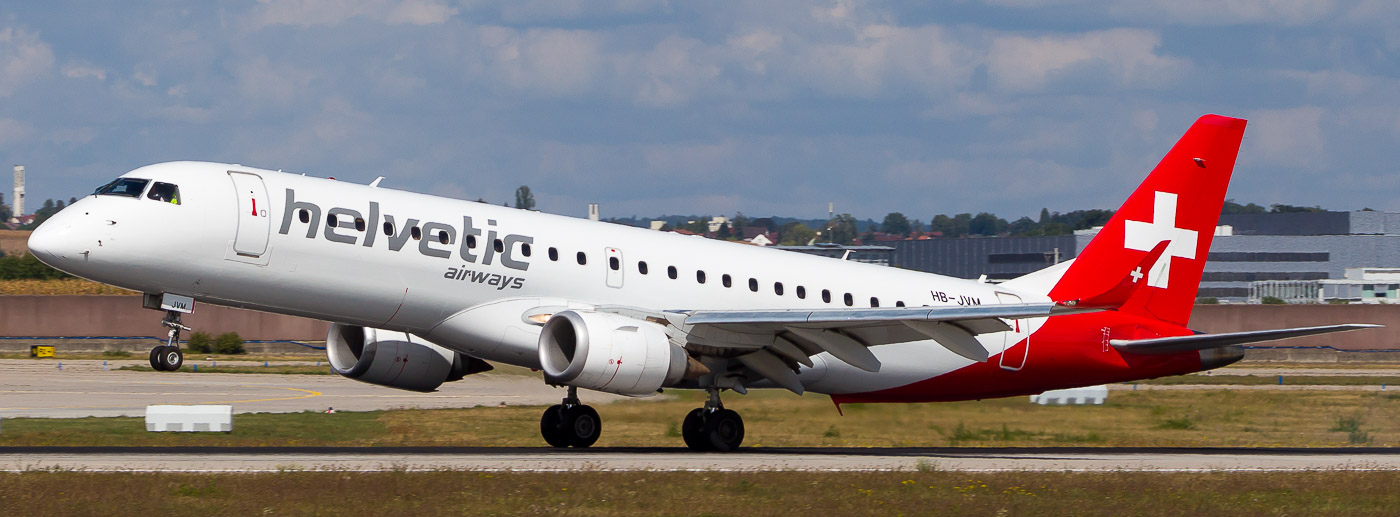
[540, 386, 601, 448]
[148, 310, 189, 372]
[681, 388, 745, 452]
[535, 386, 746, 452]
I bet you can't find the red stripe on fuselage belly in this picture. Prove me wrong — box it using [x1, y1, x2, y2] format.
[831, 312, 1204, 404]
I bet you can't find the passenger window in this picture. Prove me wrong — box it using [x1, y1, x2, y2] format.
[668, 266, 678, 279]
[797, 286, 807, 299]
[576, 252, 587, 265]
[697, 270, 707, 284]
[844, 293, 854, 306]
[466, 235, 477, 249]
[722, 274, 732, 288]
[638, 261, 649, 275]
[610, 257, 620, 271]
[522, 243, 532, 257]
[327, 214, 339, 227]
[896, 301, 906, 307]
[146, 182, 180, 204]
[383, 221, 394, 235]
[300, 209, 310, 223]
[748, 278, 758, 292]
[549, 247, 559, 261]
[774, 282, 784, 296]
[355, 218, 366, 232]
[822, 289, 831, 303]
[494, 239, 504, 253]
[95, 178, 150, 198]
[870, 297, 879, 307]
[438, 231, 449, 245]
[411, 227, 422, 240]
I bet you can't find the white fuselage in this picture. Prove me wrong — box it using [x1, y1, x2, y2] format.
[29, 162, 1046, 394]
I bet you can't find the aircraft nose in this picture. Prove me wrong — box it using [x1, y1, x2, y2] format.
[27, 217, 74, 267]
[27, 218, 66, 263]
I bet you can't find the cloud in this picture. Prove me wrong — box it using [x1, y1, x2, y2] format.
[231, 56, 315, 105]
[1244, 106, 1327, 168]
[983, 0, 1341, 27]
[61, 62, 106, 81]
[0, 118, 34, 145]
[473, 26, 606, 97]
[0, 27, 54, 96]
[986, 29, 1189, 93]
[251, 0, 456, 28]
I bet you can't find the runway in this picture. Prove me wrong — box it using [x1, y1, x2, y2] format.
[0, 359, 623, 418]
[3, 446, 1398, 473]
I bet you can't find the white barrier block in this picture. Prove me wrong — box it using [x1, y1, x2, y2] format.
[1029, 385, 1108, 406]
[145, 405, 233, 432]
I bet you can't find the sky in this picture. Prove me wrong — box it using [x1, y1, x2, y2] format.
[0, 1, 1397, 222]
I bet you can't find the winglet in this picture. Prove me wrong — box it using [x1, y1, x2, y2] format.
[1060, 240, 1169, 310]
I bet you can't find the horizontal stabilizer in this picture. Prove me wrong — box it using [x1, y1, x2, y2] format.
[1110, 324, 1382, 355]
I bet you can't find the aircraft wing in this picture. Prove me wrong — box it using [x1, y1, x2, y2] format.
[637, 303, 1060, 394]
[1110, 324, 1382, 355]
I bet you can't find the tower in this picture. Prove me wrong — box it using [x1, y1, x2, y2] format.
[10, 165, 22, 223]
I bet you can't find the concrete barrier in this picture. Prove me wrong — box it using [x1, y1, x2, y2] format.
[1030, 385, 1108, 405]
[0, 295, 328, 340]
[145, 405, 233, 432]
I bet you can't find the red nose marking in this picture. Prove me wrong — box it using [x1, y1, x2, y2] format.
[251, 198, 257, 216]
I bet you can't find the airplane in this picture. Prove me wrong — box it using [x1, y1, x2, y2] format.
[26, 114, 1378, 451]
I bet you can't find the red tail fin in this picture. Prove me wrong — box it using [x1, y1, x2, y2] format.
[1048, 114, 1247, 326]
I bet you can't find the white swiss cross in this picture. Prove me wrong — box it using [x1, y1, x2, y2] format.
[1123, 191, 1197, 289]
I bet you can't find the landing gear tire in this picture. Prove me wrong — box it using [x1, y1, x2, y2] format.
[563, 405, 601, 448]
[704, 409, 744, 452]
[160, 346, 184, 371]
[149, 347, 164, 370]
[540, 404, 570, 448]
[540, 402, 602, 448]
[682, 408, 711, 451]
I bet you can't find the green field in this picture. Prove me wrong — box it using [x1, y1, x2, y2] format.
[2, 470, 1398, 516]
[4, 388, 1400, 448]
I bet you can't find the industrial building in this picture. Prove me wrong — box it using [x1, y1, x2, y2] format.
[885, 211, 1400, 304]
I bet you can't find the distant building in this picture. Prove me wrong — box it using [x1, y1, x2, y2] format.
[888, 211, 1400, 303]
[706, 216, 728, 234]
[892, 235, 1075, 280]
[777, 244, 895, 266]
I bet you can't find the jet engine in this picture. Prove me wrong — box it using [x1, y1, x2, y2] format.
[538, 310, 690, 396]
[326, 323, 490, 392]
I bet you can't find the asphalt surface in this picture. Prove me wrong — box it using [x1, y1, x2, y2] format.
[3, 446, 1399, 472]
[0, 359, 620, 418]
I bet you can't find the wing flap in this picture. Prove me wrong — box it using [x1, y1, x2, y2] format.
[1110, 324, 1381, 355]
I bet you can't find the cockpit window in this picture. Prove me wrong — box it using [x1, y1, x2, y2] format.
[147, 182, 181, 205]
[94, 178, 150, 198]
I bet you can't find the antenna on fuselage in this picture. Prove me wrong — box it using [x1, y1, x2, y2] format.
[369, 177, 385, 188]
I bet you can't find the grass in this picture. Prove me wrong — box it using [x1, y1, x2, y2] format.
[4, 471, 1400, 515]
[1140, 375, 1400, 386]
[0, 278, 136, 295]
[8, 389, 1400, 448]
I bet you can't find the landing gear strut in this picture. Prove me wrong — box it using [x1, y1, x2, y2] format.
[681, 388, 745, 452]
[149, 310, 189, 372]
[540, 386, 601, 448]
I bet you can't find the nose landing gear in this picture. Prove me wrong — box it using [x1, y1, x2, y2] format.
[149, 310, 190, 372]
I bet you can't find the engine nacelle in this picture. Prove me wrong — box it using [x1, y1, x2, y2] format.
[538, 310, 688, 396]
[326, 323, 489, 392]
